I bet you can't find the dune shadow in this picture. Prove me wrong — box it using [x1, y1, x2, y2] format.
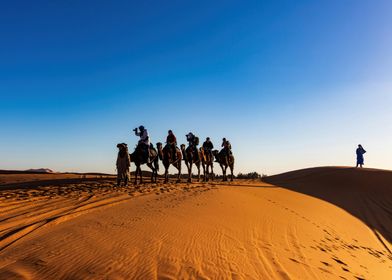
[263, 167, 392, 253]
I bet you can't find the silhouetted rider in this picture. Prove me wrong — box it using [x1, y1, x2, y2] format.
[166, 130, 177, 160]
[133, 125, 150, 163]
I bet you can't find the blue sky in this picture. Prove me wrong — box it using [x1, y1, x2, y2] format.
[1, 1, 391, 175]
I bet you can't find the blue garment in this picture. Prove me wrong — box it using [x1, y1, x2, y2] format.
[356, 148, 366, 165]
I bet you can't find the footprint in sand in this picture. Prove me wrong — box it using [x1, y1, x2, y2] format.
[341, 267, 349, 272]
[318, 267, 331, 274]
[320, 261, 330, 266]
[289, 258, 300, 264]
[331, 257, 347, 266]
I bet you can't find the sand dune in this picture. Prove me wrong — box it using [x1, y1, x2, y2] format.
[265, 167, 392, 254]
[0, 168, 391, 279]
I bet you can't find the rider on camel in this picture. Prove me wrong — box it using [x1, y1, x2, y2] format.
[220, 137, 232, 164]
[186, 132, 200, 161]
[166, 130, 177, 160]
[133, 125, 150, 163]
[202, 137, 214, 160]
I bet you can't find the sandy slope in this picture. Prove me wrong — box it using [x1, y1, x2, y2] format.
[0, 168, 391, 279]
[0, 172, 114, 186]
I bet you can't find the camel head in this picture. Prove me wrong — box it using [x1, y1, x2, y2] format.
[156, 142, 163, 160]
[117, 143, 128, 153]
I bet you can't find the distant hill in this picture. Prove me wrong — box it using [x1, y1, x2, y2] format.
[0, 169, 115, 176]
[0, 169, 55, 174]
[26, 168, 54, 173]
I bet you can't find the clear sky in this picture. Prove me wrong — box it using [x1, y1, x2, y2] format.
[1, 0, 391, 175]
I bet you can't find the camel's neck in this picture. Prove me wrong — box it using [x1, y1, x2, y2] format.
[157, 147, 163, 160]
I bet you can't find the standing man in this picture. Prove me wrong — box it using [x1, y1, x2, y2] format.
[116, 143, 130, 186]
[356, 144, 366, 168]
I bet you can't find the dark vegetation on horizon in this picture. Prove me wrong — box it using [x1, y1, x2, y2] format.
[236, 172, 267, 179]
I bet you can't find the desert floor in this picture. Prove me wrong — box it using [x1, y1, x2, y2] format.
[0, 167, 391, 279]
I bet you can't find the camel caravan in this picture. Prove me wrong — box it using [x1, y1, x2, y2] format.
[116, 126, 234, 186]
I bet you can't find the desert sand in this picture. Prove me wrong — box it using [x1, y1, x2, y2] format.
[0, 167, 391, 279]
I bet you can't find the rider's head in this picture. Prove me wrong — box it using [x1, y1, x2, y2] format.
[168, 130, 173, 134]
[206, 137, 210, 141]
[139, 125, 145, 131]
[222, 137, 226, 141]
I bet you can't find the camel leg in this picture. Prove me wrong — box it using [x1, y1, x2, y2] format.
[134, 166, 139, 185]
[202, 164, 206, 182]
[147, 163, 153, 183]
[177, 169, 181, 182]
[155, 160, 159, 182]
[140, 166, 143, 184]
[205, 164, 209, 182]
[177, 163, 181, 183]
[164, 167, 168, 183]
[230, 165, 234, 181]
[188, 161, 192, 183]
[197, 164, 201, 182]
[222, 165, 228, 181]
[219, 164, 224, 181]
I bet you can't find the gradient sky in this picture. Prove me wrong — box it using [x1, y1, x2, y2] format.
[1, 1, 391, 175]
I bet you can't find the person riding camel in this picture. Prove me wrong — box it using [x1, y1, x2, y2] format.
[166, 130, 177, 160]
[220, 137, 232, 164]
[202, 137, 214, 160]
[133, 125, 150, 163]
[186, 132, 200, 161]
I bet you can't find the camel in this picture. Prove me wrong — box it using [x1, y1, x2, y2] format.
[181, 144, 201, 183]
[156, 142, 182, 183]
[212, 150, 234, 181]
[199, 147, 214, 181]
[129, 145, 159, 184]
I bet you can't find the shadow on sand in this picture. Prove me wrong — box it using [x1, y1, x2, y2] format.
[263, 166, 392, 253]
